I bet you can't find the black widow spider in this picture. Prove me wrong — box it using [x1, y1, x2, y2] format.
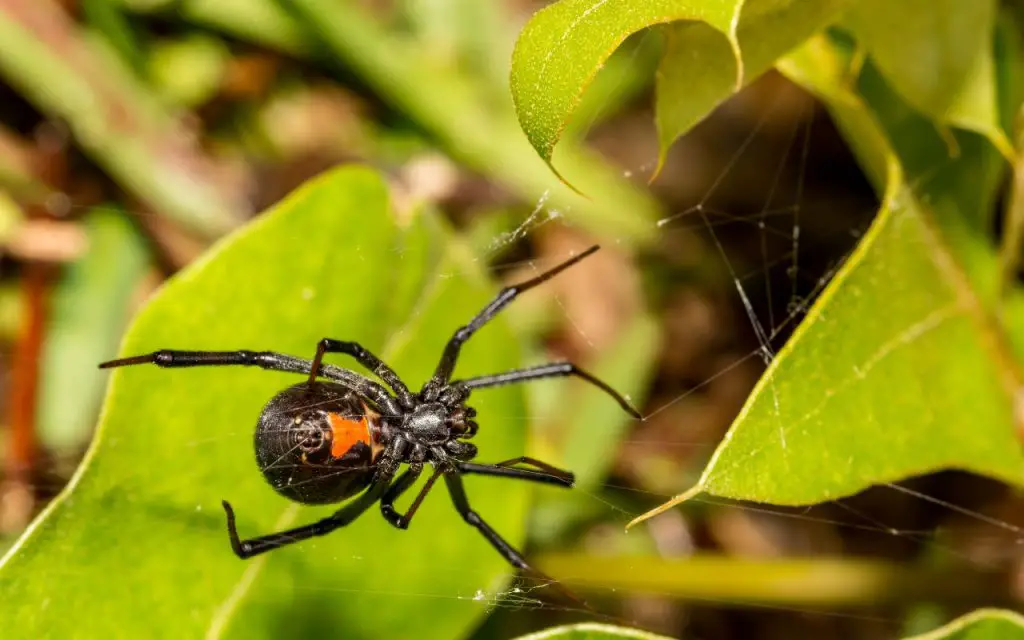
[99, 245, 638, 584]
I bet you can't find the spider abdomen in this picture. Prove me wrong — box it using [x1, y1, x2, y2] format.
[254, 382, 379, 504]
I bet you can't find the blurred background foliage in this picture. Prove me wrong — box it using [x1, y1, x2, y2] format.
[0, 0, 1022, 638]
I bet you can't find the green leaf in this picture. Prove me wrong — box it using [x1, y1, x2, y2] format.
[511, 0, 734, 174]
[655, 0, 847, 169]
[0, 167, 529, 637]
[510, 0, 848, 176]
[629, 34, 1024, 525]
[513, 623, 673, 640]
[905, 609, 1024, 640]
[689, 167, 1022, 503]
[843, 0, 1012, 158]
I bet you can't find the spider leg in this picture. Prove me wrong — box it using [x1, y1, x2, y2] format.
[380, 465, 444, 529]
[458, 362, 641, 418]
[457, 462, 573, 488]
[492, 456, 572, 479]
[223, 465, 398, 559]
[430, 246, 599, 385]
[443, 471, 532, 571]
[443, 470, 593, 612]
[98, 349, 402, 417]
[309, 339, 413, 405]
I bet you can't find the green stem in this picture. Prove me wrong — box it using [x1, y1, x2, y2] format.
[0, 0, 244, 239]
[535, 553, 1015, 607]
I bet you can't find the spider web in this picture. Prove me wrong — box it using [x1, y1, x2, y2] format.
[411, 50, 1024, 636]
[6, 28, 1023, 640]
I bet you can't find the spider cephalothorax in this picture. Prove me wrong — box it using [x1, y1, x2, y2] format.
[100, 245, 638, 586]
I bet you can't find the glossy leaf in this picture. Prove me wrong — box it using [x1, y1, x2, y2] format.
[656, 0, 847, 169]
[905, 609, 1024, 640]
[514, 623, 672, 640]
[629, 35, 1024, 525]
[0, 167, 529, 638]
[843, 0, 1012, 157]
[511, 0, 735, 172]
[510, 0, 847, 175]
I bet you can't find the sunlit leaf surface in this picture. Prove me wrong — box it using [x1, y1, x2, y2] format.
[0, 167, 529, 638]
[655, 0, 847, 167]
[629, 34, 1024, 525]
[843, 0, 1011, 157]
[510, 0, 847, 174]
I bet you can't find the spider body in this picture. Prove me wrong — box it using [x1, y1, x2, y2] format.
[99, 245, 639, 591]
[256, 380, 480, 504]
[255, 383, 380, 504]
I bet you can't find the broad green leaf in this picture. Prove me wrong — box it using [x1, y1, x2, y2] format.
[511, 0, 736, 174]
[38, 207, 150, 453]
[628, 34, 1024, 525]
[514, 623, 672, 640]
[906, 609, 1024, 640]
[0, 167, 529, 638]
[843, 0, 1012, 158]
[510, 0, 847, 176]
[855, 70, 1008, 305]
[790, 34, 1024, 362]
[564, 35, 661, 142]
[995, 9, 1024, 136]
[656, 0, 847, 169]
